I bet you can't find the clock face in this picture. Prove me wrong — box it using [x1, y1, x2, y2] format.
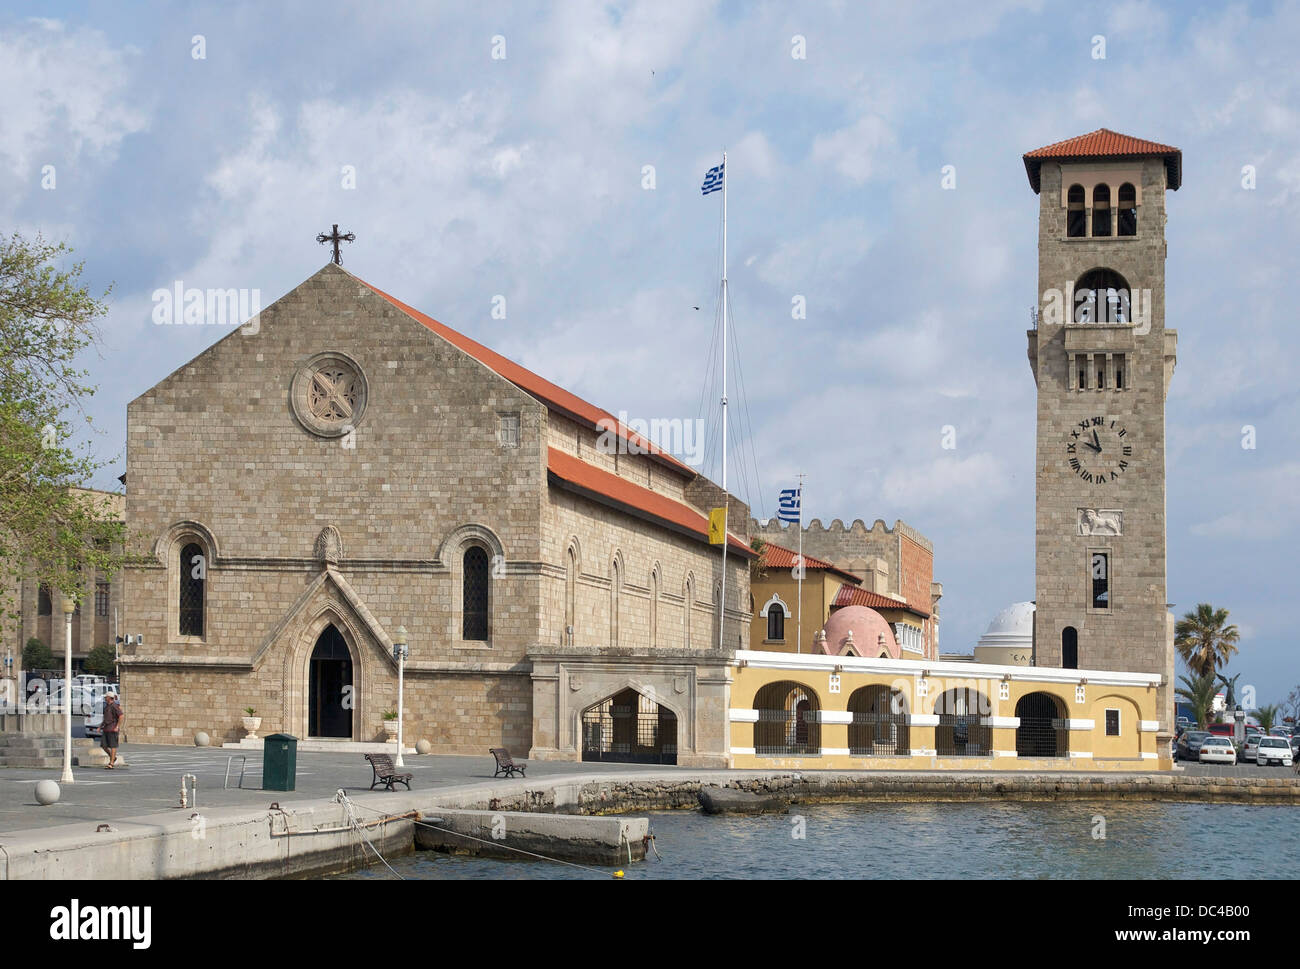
[1066, 416, 1132, 484]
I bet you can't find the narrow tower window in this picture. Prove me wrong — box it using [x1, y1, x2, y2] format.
[1092, 184, 1111, 237]
[1117, 183, 1137, 236]
[1066, 184, 1086, 237]
[1090, 552, 1109, 610]
[1062, 627, 1079, 669]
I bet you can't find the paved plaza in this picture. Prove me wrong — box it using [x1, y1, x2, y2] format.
[0, 744, 655, 833]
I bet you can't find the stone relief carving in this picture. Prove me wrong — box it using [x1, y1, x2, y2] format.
[314, 525, 343, 565]
[1078, 508, 1122, 536]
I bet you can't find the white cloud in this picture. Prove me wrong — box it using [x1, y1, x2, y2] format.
[0, 21, 148, 180]
[810, 115, 895, 184]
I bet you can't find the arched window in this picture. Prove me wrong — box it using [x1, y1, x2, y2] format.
[462, 546, 490, 640]
[1074, 268, 1131, 324]
[1062, 626, 1079, 669]
[1067, 184, 1086, 237]
[684, 573, 695, 649]
[37, 585, 52, 616]
[564, 545, 577, 645]
[767, 603, 786, 641]
[609, 557, 621, 647]
[649, 568, 660, 647]
[179, 542, 205, 636]
[1091, 184, 1111, 237]
[1117, 182, 1137, 236]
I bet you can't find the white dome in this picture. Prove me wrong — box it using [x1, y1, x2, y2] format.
[980, 601, 1035, 646]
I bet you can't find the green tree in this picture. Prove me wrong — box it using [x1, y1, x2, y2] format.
[83, 642, 116, 677]
[0, 233, 124, 621]
[22, 636, 53, 670]
[1175, 671, 1219, 729]
[1174, 604, 1239, 677]
[1253, 704, 1279, 732]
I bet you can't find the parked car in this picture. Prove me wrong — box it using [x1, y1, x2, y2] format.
[1242, 734, 1262, 763]
[1206, 723, 1235, 738]
[1270, 726, 1295, 738]
[1199, 736, 1237, 764]
[1177, 731, 1211, 761]
[1255, 736, 1294, 767]
[1289, 734, 1300, 756]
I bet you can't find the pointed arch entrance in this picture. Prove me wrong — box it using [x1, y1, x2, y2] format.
[581, 688, 678, 764]
[308, 624, 353, 739]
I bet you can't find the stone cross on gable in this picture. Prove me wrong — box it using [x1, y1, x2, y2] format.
[316, 224, 355, 265]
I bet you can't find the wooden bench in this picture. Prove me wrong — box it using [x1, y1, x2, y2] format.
[491, 747, 527, 778]
[365, 753, 412, 791]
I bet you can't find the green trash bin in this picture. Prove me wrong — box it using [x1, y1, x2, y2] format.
[262, 733, 298, 791]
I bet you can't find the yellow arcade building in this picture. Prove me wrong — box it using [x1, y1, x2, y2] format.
[727, 650, 1167, 770]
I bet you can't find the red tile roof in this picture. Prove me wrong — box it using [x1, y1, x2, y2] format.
[1023, 128, 1181, 192]
[758, 542, 861, 584]
[354, 274, 695, 479]
[547, 447, 753, 556]
[833, 583, 930, 619]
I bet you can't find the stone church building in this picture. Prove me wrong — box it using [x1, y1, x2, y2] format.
[121, 264, 751, 765]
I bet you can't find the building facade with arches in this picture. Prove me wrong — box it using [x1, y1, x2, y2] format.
[120, 264, 751, 757]
[727, 649, 1166, 770]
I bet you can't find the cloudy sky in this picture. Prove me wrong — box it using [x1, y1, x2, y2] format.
[4, 1, 1297, 707]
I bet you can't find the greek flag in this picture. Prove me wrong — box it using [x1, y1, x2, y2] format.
[701, 162, 724, 196]
[777, 487, 801, 522]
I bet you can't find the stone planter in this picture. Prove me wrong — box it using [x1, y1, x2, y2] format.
[242, 716, 262, 739]
[382, 720, 399, 740]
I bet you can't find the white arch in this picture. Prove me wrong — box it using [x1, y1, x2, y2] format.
[759, 592, 790, 618]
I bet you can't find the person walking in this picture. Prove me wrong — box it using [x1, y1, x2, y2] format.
[101, 691, 123, 769]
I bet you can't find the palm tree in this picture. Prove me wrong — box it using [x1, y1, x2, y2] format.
[1175, 604, 1240, 677]
[1254, 704, 1279, 732]
[1176, 672, 1219, 729]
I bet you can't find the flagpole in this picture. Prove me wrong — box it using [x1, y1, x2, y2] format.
[718, 149, 728, 651]
[797, 474, 804, 654]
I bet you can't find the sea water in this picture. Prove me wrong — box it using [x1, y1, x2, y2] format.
[337, 800, 1298, 880]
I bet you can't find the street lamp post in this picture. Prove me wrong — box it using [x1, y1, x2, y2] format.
[393, 626, 408, 767]
[61, 594, 76, 784]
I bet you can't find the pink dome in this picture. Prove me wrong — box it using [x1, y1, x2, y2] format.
[819, 606, 900, 659]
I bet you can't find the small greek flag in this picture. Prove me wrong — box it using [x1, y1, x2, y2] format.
[701, 162, 724, 196]
[777, 487, 801, 523]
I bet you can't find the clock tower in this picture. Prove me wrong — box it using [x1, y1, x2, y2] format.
[1024, 129, 1180, 739]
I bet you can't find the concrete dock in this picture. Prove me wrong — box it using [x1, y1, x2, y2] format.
[2, 744, 1297, 878]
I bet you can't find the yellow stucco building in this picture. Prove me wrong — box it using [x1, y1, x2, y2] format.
[726, 649, 1168, 771]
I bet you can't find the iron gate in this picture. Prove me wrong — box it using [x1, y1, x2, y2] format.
[1015, 692, 1069, 757]
[753, 681, 820, 756]
[848, 686, 910, 756]
[581, 690, 677, 764]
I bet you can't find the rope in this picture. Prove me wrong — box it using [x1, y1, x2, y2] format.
[347, 800, 624, 879]
[334, 790, 405, 880]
